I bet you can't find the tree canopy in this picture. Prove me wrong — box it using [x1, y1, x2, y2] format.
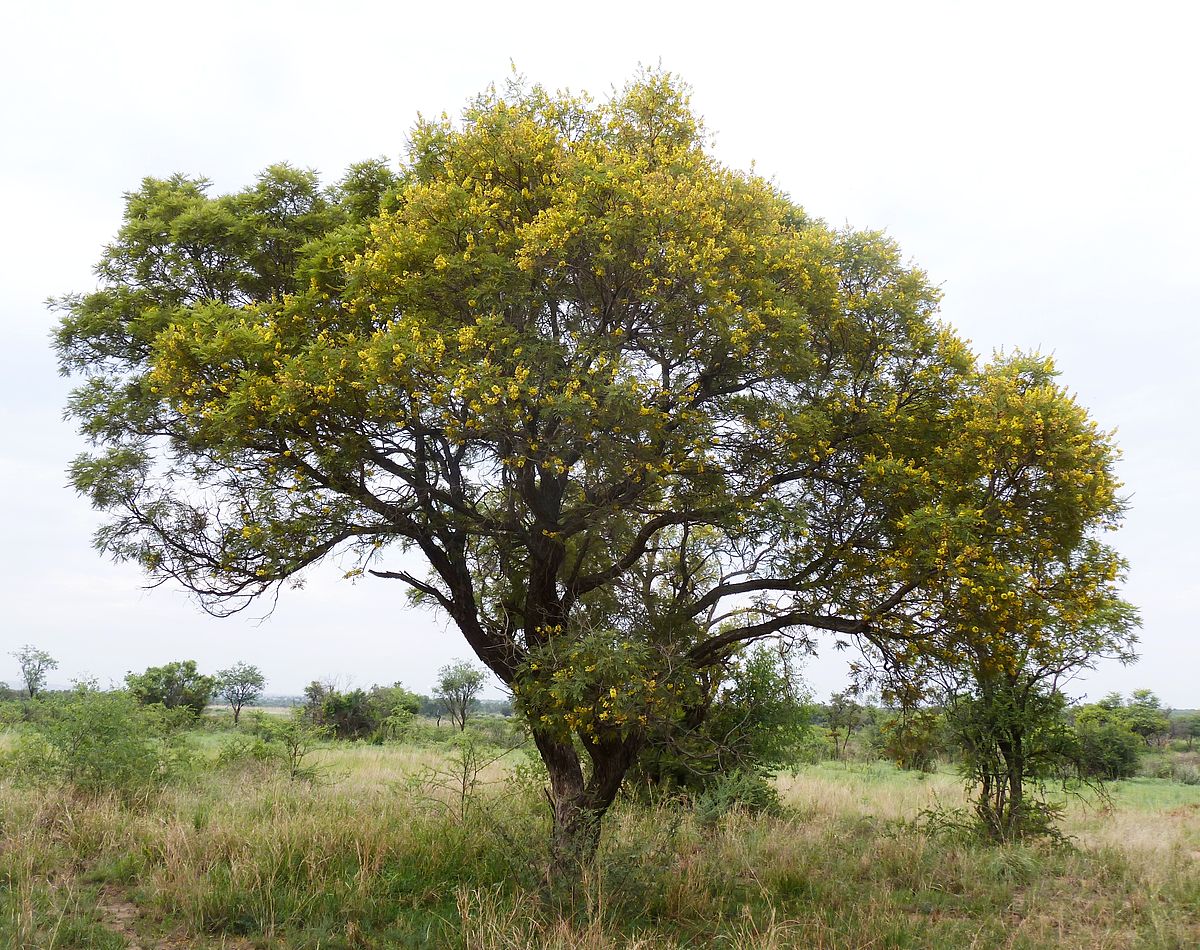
[125, 660, 215, 717]
[12, 645, 58, 701]
[434, 660, 487, 731]
[55, 71, 1134, 864]
[214, 661, 266, 725]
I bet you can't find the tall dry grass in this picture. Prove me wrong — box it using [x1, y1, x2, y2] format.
[2, 736, 1198, 948]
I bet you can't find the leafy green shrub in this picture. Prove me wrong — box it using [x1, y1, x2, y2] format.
[214, 733, 277, 771]
[631, 644, 811, 797]
[125, 660, 215, 717]
[320, 688, 376, 739]
[3, 683, 187, 799]
[251, 710, 329, 780]
[0, 700, 23, 727]
[693, 769, 781, 825]
[878, 709, 945, 772]
[1075, 720, 1141, 780]
[301, 682, 422, 740]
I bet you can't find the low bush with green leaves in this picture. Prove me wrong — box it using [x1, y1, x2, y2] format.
[249, 709, 330, 780]
[3, 683, 188, 799]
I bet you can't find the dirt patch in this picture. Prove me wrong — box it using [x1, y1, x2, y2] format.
[94, 887, 149, 949]
[94, 885, 252, 950]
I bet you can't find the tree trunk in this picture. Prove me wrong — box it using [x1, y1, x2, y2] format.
[533, 727, 642, 878]
[1005, 733, 1024, 836]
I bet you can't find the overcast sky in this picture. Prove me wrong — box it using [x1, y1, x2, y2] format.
[1, 1, 1195, 703]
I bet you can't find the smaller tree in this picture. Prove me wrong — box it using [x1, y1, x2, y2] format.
[368, 682, 421, 739]
[1078, 691, 1171, 748]
[1124, 690, 1171, 747]
[827, 691, 864, 760]
[1170, 713, 1200, 751]
[878, 708, 945, 772]
[944, 681, 1080, 839]
[254, 710, 329, 780]
[320, 688, 376, 739]
[125, 660, 216, 717]
[302, 679, 332, 723]
[1074, 718, 1142, 780]
[214, 662, 266, 725]
[435, 661, 487, 732]
[12, 645, 58, 701]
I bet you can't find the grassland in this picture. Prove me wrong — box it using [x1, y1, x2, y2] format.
[2, 731, 1198, 948]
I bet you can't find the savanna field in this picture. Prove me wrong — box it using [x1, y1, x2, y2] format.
[2, 720, 1198, 950]
[9, 65, 1198, 950]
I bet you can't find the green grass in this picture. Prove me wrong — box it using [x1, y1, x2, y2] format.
[2, 733, 1198, 948]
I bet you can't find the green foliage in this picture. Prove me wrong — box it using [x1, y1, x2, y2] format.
[1075, 719, 1142, 780]
[4, 683, 187, 799]
[1170, 713, 1200, 750]
[214, 732, 277, 771]
[826, 690, 865, 759]
[516, 628, 701, 743]
[1123, 690, 1172, 745]
[0, 700, 22, 726]
[692, 768, 782, 825]
[878, 709, 946, 772]
[943, 680, 1078, 841]
[703, 644, 811, 773]
[10, 644, 57, 701]
[214, 661, 266, 725]
[125, 660, 216, 717]
[1077, 691, 1171, 748]
[434, 661, 488, 732]
[319, 688, 376, 740]
[368, 682, 421, 740]
[630, 643, 810, 800]
[251, 709, 329, 780]
[299, 681, 422, 740]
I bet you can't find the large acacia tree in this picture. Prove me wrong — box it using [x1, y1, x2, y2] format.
[55, 73, 1128, 865]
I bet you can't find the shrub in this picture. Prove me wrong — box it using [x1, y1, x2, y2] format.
[693, 769, 782, 825]
[1075, 720, 1142, 780]
[251, 710, 329, 780]
[214, 733, 278, 771]
[301, 682, 423, 740]
[125, 660, 215, 717]
[878, 709, 945, 772]
[631, 644, 811, 796]
[4, 683, 187, 799]
[1172, 762, 1200, 786]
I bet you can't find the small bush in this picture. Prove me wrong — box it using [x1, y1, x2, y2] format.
[3, 684, 187, 800]
[214, 734, 277, 770]
[1076, 720, 1142, 780]
[0, 701, 23, 727]
[693, 769, 781, 825]
[251, 710, 329, 780]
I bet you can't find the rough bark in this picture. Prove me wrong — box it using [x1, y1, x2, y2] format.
[533, 727, 643, 877]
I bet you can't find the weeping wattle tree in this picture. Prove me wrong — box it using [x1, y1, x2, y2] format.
[54, 72, 1127, 869]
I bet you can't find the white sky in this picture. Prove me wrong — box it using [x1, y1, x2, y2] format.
[1, 1, 1195, 704]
